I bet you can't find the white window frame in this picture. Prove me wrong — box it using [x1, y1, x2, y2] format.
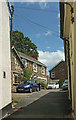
[22, 59, 27, 67]
[51, 72, 55, 78]
[33, 63, 37, 72]
[42, 66, 45, 75]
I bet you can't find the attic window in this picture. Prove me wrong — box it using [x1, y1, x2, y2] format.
[42, 67, 45, 75]
[33, 63, 37, 72]
[3, 71, 6, 78]
[22, 59, 27, 67]
[51, 72, 55, 78]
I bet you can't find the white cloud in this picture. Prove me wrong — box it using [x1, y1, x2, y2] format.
[38, 50, 65, 66]
[44, 30, 52, 36]
[46, 46, 51, 49]
[58, 13, 60, 18]
[36, 30, 52, 38]
[39, 2, 48, 9]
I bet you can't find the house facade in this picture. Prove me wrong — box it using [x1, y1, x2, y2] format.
[60, 2, 76, 119]
[49, 61, 68, 81]
[11, 47, 25, 92]
[18, 51, 47, 82]
[0, 1, 11, 118]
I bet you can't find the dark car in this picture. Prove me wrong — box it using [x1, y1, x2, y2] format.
[62, 80, 68, 90]
[16, 80, 40, 93]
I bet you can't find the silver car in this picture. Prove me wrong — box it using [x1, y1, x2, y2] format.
[62, 80, 68, 90]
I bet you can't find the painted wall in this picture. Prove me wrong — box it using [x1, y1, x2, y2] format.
[0, 1, 11, 110]
[63, 2, 76, 119]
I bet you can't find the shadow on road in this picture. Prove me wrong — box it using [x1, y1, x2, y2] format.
[3, 90, 73, 119]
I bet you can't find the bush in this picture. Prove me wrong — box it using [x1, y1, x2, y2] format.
[41, 82, 47, 89]
[58, 79, 65, 87]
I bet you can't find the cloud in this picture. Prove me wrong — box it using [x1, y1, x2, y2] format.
[44, 30, 52, 36]
[38, 50, 65, 67]
[39, 2, 48, 9]
[36, 30, 52, 38]
[46, 46, 51, 49]
[57, 13, 60, 18]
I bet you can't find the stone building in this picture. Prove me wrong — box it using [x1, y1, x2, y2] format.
[49, 61, 68, 81]
[11, 47, 25, 92]
[18, 51, 47, 82]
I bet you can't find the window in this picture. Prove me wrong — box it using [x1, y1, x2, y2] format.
[33, 63, 37, 72]
[22, 59, 27, 67]
[3, 71, 6, 78]
[51, 72, 55, 78]
[42, 67, 45, 74]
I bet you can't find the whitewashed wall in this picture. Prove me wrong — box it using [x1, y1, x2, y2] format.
[0, 1, 11, 110]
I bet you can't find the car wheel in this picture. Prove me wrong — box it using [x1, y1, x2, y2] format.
[29, 88, 32, 93]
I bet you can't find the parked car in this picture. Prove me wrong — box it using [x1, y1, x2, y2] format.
[47, 82, 59, 89]
[16, 80, 40, 93]
[62, 80, 68, 90]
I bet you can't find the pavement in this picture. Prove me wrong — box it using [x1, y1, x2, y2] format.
[2, 89, 74, 120]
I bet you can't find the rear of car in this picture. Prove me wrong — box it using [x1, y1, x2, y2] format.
[47, 82, 59, 89]
[62, 80, 68, 90]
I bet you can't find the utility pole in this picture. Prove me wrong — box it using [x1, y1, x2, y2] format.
[10, 5, 14, 108]
[10, 5, 14, 44]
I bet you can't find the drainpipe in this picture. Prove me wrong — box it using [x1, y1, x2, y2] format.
[63, 38, 72, 101]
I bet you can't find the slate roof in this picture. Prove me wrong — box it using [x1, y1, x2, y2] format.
[18, 51, 47, 68]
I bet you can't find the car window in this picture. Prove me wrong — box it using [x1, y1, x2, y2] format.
[49, 83, 55, 85]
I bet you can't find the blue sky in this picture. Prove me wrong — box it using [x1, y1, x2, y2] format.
[12, 2, 64, 74]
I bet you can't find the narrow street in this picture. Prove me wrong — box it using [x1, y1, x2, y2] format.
[3, 89, 73, 119]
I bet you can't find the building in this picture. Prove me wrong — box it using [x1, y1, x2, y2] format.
[11, 47, 25, 92]
[0, 1, 11, 119]
[49, 61, 68, 82]
[60, 2, 76, 119]
[18, 51, 47, 82]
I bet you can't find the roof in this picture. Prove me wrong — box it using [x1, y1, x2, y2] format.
[17, 51, 47, 68]
[12, 47, 25, 68]
[49, 60, 65, 72]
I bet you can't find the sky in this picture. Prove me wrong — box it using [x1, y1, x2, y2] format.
[12, 2, 65, 75]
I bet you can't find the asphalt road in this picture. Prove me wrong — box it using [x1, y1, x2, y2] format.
[3, 89, 73, 119]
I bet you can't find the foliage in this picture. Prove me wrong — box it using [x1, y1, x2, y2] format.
[58, 79, 65, 87]
[11, 30, 38, 58]
[41, 82, 47, 89]
[22, 68, 33, 82]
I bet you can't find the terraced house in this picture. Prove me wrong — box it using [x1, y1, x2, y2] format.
[18, 51, 47, 82]
[60, 2, 76, 119]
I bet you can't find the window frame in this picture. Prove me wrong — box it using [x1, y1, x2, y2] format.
[33, 63, 37, 72]
[42, 66, 45, 75]
[51, 72, 55, 78]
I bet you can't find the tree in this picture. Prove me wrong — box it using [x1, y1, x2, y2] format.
[22, 68, 32, 82]
[11, 30, 38, 58]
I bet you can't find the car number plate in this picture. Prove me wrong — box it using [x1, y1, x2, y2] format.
[18, 88, 24, 91]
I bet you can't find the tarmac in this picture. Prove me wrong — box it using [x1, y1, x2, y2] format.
[2, 89, 74, 120]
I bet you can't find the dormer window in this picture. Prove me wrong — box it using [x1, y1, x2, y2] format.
[22, 59, 27, 67]
[42, 67, 45, 75]
[33, 63, 37, 72]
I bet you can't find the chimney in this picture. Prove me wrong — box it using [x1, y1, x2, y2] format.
[34, 54, 38, 60]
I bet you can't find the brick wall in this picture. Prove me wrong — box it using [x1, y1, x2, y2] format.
[49, 61, 68, 80]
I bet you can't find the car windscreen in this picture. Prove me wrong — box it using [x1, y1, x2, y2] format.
[49, 83, 55, 85]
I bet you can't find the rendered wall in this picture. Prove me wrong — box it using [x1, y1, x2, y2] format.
[0, 1, 11, 110]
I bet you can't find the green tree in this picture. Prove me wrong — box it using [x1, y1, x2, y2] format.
[22, 68, 32, 82]
[11, 30, 38, 58]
